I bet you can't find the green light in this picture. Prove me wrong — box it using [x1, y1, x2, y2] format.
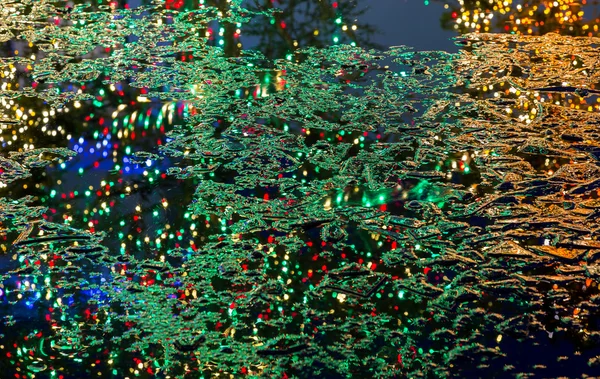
[335, 18, 342, 24]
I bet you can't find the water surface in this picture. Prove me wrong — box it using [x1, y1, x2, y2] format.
[2, 1, 600, 378]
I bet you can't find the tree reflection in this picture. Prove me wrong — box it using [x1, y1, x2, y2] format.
[436, 0, 600, 37]
[64, 0, 381, 57]
[242, 0, 381, 57]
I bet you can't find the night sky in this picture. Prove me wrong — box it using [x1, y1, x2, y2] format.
[361, 0, 459, 52]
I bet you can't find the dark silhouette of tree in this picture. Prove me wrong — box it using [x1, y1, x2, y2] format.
[242, 0, 381, 57]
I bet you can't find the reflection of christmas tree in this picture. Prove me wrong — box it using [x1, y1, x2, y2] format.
[242, 0, 381, 58]
[436, 0, 599, 36]
[167, 0, 381, 57]
[66, 0, 380, 57]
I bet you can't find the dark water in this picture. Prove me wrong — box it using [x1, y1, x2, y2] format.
[2, 1, 600, 378]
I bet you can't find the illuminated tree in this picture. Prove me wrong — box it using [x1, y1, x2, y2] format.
[436, 0, 599, 37]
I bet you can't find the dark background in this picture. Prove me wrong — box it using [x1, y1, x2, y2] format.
[126, 0, 460, 52]
[359, 0, 458, 51]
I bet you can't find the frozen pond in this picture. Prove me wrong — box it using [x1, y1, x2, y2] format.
[2, 1, 600, 378]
